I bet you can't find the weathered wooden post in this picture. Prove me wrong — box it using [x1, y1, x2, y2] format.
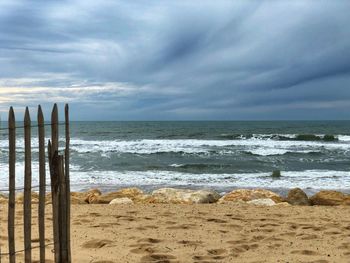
[38, 105, 46, 262]
[8, 107, 16, 263]
[65, 104, 72, 262]
[24, 107, 32, 262]
[50, 104, 61, 263]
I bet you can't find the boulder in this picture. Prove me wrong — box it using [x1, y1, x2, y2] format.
[150, 188, 221, 204]
[286, 188, 311, 206]
[219, 189, 283, 203]
[109, 197, 133, 205]
[91, 188, 144, 204]
[247, 198, 276, 206]
[310, 190, 350, 206]
[84, 188, 102, 204]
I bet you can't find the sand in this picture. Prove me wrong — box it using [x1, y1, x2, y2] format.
[1, 203, 350, 262]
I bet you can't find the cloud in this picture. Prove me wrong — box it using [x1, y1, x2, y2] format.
[0, 0, 349, 120]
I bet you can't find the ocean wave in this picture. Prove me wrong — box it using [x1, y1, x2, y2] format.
[0, 135, 349, 156]
[244, 149, 322, 156]
[65, 138, 350, 156]
[169, 163, 232, 169]
[0, 162, 81, 190]
[67, 169, 350, 191]
[218, 133, 342, 142]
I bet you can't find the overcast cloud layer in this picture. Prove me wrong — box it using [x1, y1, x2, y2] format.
[0, 0, 350, 120]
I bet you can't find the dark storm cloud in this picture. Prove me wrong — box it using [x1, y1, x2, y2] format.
[0, 0, 350, 120]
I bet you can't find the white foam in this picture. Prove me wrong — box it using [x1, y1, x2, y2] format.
[247, 149, 320, 156]
[66, 169, 350, 191]
[62, 138, 350, 156]
[338, 135, 350, 142]
[0, 161, 348, 191]
[0, 162, 81, 191]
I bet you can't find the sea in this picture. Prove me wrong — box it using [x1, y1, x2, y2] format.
[1, 121, 350, 195]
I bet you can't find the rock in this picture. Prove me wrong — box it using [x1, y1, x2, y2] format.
[109, 197, 133, 205]
[247, 198, 276, 206]
[271, 170, 281, 178]
[150, 188, 221, 204]
[84, 189, 102, 204]
[286, 188, 311, 206]
[92, 188, 144, 204]
[219, 189, 283, 203]
[310, 191, 350, 206]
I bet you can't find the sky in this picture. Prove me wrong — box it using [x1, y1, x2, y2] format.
[0, 0, 350, 120]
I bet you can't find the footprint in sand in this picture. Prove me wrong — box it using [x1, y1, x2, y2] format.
[207, 248, 227, 256]
[301, 225, 324, 231]
[324, 230, 342, 235]
[193, 255, 212, 261]
[89, 212, 102, 217]
[227, 223, 241, 229]
[257, 223, 280, 228]
[129, 244, 157, 255]
[291, 250, 319, 256]
[227, 239, 248, 245]
[267, 243, 282, 249]
[193, 252, 227, 262]
[337, 242, 350, 250]
[140, 253, 177, 263]
[177, 240, 202, 246]
[127, 210, 137, 214]
[167, 224, 195, 230]
[298, 234, 319, 240]
[250, 235, 266, 242]
[161, 212, 175, 217]
[138, 238, 162, 244]
[206, 218, 227, 223]
[165, 221, 177, 225]
[279, 231, 296, 237]
[264, 236, 284, 242]
[230, 243, 259, 254]
[251, 228, 274, 233]
[78, 218, 92, 224]
[342, 225, 350, 230]
[82, 239, 113, 249]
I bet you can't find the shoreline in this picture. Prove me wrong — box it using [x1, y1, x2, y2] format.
[2, 186, 349, 207]
[74, 184, 350, 197]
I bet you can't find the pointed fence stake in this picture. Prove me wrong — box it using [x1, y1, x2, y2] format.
[8, 107, 16, 263]
[24, 107, 32, 262]
[38, 105, 46, 262]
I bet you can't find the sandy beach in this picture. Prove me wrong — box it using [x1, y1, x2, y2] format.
[1, 201, 350, 262]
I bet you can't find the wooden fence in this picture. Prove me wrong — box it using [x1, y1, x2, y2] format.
[0, 104, 71, 263]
